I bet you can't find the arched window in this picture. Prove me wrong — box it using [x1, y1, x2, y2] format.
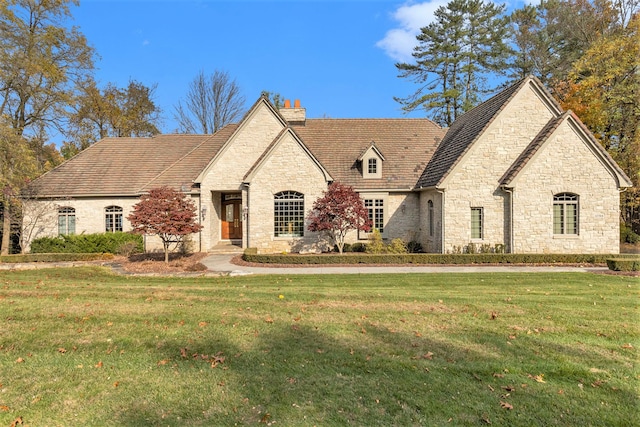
[553, 193, 578, 235]
[274, 191, 304, 237]
[58, 207, 75, 235]
[428, 200, 434, 236]
[105, 206, 123, 232]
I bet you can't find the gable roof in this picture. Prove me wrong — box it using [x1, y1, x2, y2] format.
[243, 127, 332, 183]
[416, 76, 562, 189]
[500, 111, 633, 188]
[28, 129, 237, 197]
[293, 118, 444, 190]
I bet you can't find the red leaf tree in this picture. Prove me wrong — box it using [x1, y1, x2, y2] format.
[127, 186, 203, 263]
[307, 182, 371, 254]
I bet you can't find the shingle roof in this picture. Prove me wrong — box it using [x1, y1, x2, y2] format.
[29, 128, 237, 197]
[293, 118, 445, 190]
[416, 77, 531, 189]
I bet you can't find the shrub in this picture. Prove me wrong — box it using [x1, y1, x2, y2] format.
[407, 241, 423, 253]
[606, 258, 640, 271]
[30, 232, 143, 254]
[621, 224, 640, 244]
[0, 253, 114, 263]
[387, 238, 408, 254]
[366, 230, 386, 254]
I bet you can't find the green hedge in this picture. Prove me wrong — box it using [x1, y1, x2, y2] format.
[606, 258, 640, 272]
[30, 232, 143, 254]
[0, 253, 114, 263]
[243, 251, 640, 265]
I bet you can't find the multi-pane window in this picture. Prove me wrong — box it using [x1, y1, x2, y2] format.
[58, 207, 76, 235]
[365, 199, 384, 233]
[274, 191, 304, 237]
[368, 158, 377, 174]
[105, 206, 123, 232]
[471, 207, 483, 239]
[553, 193, 578, 235]
[428, 200, 434, 236]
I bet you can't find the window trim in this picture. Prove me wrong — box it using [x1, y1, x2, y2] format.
[58, 207, 76, 235]
[105, 205, 123, 233]
[359, 193, 387, 239]
[428, 200, 434, 237]
[471, 207, 483, 240]
[553, 193, 579, 236]
[274, 191, 305, 238]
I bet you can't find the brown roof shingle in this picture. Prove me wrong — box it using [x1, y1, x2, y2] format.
[29, 130, 237, 197]
[293, 118, 445, 190]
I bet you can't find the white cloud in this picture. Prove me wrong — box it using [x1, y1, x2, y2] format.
[376, 0, 450, 63]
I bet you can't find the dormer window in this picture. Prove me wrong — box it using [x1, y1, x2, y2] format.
[368, 158, 377, 175]
[359, 142, 385, 179]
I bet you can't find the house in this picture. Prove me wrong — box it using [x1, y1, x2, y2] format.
[23, 76, 632, 254]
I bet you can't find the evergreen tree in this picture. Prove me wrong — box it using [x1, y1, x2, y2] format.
[395, 0, 511, 126]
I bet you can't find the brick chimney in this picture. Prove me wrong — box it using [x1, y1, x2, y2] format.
[279, 99, 306, 125]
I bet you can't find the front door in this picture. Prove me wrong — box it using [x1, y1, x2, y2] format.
[221, 198, 242, 240]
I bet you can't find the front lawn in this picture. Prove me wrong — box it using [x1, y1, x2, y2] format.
[0, 268, 637, 426]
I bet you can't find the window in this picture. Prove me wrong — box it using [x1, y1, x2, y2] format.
[365, 198, 384, 233]
[553, 193, 578, 235]
[58, 207, 75, 235]
[471, 207, 483, 239]
[274, 191, 304, 237]
[105, 206, 123, 232]
[368, 158, 377, 175]
[428, 200, 434, 236]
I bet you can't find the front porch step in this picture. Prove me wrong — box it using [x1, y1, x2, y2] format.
[209, 242, 244, 254]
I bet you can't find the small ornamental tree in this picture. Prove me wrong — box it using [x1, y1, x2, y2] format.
[127, 187, 203, 263]
[307, 182, 371, 254]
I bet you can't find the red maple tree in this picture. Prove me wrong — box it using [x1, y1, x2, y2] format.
[127, 186, 203, 262]
[307, 182, 371, 254]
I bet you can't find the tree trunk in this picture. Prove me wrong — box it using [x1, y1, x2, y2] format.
[164, 241, 170, 263]
[1, 201, 11, 255]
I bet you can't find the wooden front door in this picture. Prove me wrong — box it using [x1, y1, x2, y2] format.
[221, 199, 242, 240]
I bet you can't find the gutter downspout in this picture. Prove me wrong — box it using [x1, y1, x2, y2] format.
[436, 188, 445, 253]
[502, 186, 514, 254]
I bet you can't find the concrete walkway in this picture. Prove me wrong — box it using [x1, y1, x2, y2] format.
[200, 254, 608, 276]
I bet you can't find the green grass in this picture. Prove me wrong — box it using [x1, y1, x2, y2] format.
[0, 268, 638, 426]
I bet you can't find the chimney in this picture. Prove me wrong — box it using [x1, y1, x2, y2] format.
[279, 98, 306, 125]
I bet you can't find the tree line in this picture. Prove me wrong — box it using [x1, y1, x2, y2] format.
[1, 0, 638, 254]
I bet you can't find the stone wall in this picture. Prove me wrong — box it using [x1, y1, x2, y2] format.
[442, 82, 555, 253]
[510, 120, 621, 253]
[246, 132, 329, 253]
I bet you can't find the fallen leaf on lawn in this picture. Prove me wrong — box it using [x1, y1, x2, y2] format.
[180, 348, 188, 358]
[199, 321, 208, 327]
[531, 374, 546, 383]
[10, 417, 23, 427]
[113, 381, 120, 387]
[502, 385, 516, 392]
[157, 359, 169, 366]
[490, 312, 498, 320]
[95, 361, 103, 368]
[0, 405, 9, 411]
[264, 316, 274, 324]
[500, 401, 513, 410]
[259, 412, 271, 423]
[621, 343, 633, 349]
[423, 352, 434, 360]
[414, 331, 422, 337]
[492, 373, 505, 378]
[57, 348, 67, 354]
[15, 358, 24, 363]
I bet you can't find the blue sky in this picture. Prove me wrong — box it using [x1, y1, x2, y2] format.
[71, 0, 520, 133]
